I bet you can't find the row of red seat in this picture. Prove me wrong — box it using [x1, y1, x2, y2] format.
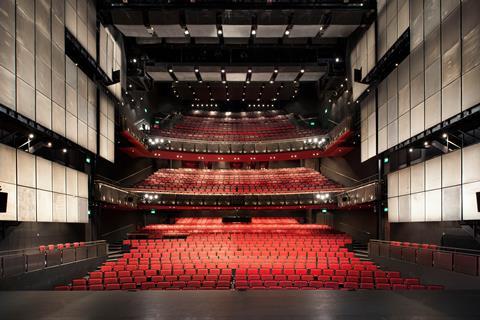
[39, 242, 86, 252]
[55, 221, 444, 291]
[136, 168, 342, 195]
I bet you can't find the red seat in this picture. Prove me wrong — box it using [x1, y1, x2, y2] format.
[121, 283, 136, 290]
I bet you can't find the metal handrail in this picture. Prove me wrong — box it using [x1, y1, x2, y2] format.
[101, 224, 136, 238]
[0, 240, 107, 257]
[370, 239, 480, 257]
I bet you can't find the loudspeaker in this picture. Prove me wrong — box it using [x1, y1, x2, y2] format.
[476, 192, 480, 212]
[0, 192, 7, 213]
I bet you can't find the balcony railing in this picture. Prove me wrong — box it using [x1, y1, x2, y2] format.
[0, 240, 107, 279]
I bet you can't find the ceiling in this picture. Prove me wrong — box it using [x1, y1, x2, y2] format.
[100, 1, 375, 104]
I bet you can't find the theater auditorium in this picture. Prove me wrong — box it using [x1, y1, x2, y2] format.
[1, 0, 480, 318]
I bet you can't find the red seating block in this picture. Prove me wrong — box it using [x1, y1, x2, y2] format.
[121, 283, 136, 290]
[141, 282, 155, 290]
[105, 284, 121, 290]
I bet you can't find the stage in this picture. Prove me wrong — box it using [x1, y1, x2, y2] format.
[1, 290, 479, 319]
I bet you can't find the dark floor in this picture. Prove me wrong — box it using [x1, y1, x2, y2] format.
[1, 290, 480, 319]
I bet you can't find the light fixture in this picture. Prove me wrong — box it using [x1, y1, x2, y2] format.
[62, 148, 67, 153]
[335, 57, 340, 62]
[47, 142, 52, 147]
[28, 133, 34, 139]
[132, 58, 137, 63]
[217, 29, 223, 35]
[442, 133, 448, 139]
[221, 68, 225, 73]
[269, 80, 274, 84]
[168, 68, 173, 73]
[424, 141, 429, 147]
[194, 68, 199, 73]
[284, 29, 290, 35]
[247, 68, 252, 73]
[319, 26, 323, 31]
[274, 69, 278, 73]
[251, 29, 256, 35]
[184, 29, 189, 35]
[300, 69, 305, 73]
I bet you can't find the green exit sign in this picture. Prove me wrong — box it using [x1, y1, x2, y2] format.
[150, 209, 156, 214]
[321, 209, 328, 213]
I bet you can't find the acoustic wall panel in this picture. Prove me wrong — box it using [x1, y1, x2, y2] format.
[410, 162, 425, 193]
[36, 92, 52, 129]
[425, 92, 441, 129]
[17, 150, 36, 188]
[462, 143, 480, 184]
[410, 192, 425, 222]
[66, 195, 78, 223]
[52, 163, 66, 194]
[442, 186, 461, 221]
[398, 195, 411, 222]
[398, 111, 410, 143]
[0, 143, 16, 184]
[388, 171, 399, 198]
[78, 198, 88, 223]
[66, 112, 78, 143]
[17, 186, 36, 221]
[462, 1, 480, 73]
[0, 66, 15, 110]
[388, 197, 399, 223]
[0, 27, 15, 73]
[52, 193, 67, 222]
[425, 157, 442, 190]
[36, 190, 53, 222]
[425, 189, 442, 221]
[462, 66, 480, 110]
[52, 102, 66, 136]
[378, 127, 388, 153]
[441, 78, 461, 120]
[66, 168, 78, 196]
[99, 92, 115, 162]
[410, 0, 423, 50]
[410, 102, 425, 136]
[387, 120, 398, 149]
[424, 0, 441, 37]
[78, 172, 88, 198]
[36, 157, 52, 191]
[398, 167, 411, 196]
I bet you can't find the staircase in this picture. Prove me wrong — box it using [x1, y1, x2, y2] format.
[106, 240, 125, 262]
[352, 240, 370, 261]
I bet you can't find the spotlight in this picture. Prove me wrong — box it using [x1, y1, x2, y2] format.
[247, 68, 252, 73]
[274, 69, 278, 73]
[221, 68, 225, 73]
[47, 142, 52, 147]
[409, 148, 413, 152]
[335, 57, 340, 63]
[184, 29, 189, 35]
[424, 141, 429, 147]
[168, 68, 173, 73]
[300, 69, 305, 73]
[251, 29, 256, 35]
[442, 133, 448, 139]
[194, 68, 199, 73]
[217, 29, 223, 35]
[28, 133, 34, 139]
[284, 29, 290, 35]
[62, 148, 67, 153]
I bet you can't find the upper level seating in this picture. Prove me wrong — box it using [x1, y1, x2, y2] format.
[136, 168, 342, 195]
[153, 111, 324, 142]
[55, 218, 443, 291]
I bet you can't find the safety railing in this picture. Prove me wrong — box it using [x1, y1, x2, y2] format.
[0, 240, 107, 279]
[369, 239, 480, 277]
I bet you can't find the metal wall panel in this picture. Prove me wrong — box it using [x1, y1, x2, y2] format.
[410, 192, 425, 222]
[398, 194, 411, 222]
[387, 97, 398, 123]
[410, 45, 424, 79]
[36, 62, 51, 98]
[65, 0, 77, 36]
[378, 127, 388, 153]
[52, 44, 65, 78]
[17, 150, 36, 188]
[0, 0, 15, 35]
[425, 156, 442, 190]
[441, 7, 461, 87]
[462, 1, 480, 73]
[66, 111, 78, 143]
[52, 192, 66, 222]
[442, 185, 462, 221]
[441, 0, 460, 21]
[442, 149, 462, 187]
[462, 143, 480, 184]
[387, 120, 398, 148]
[36, 157, 52, 191]
[16, 79, 35, 119]
[0, 28, 15, 73]
[426, 189, 442, 221]
[410, 162, 425, 193]
[36, 28, 51, 67]
[424, 0, 440, 37]
[378, 80, 388, 106]
[410, 102, 425, 136]
[425, 59, 441, 98]
[462, 66, 480, 110]
[66, 168, 78, 196]
[52, 162, 66, 194]
[398, 85, 410, 116]
[388, 197, 399, 222]
[17, 186, 36, 221]
[36, 190, 53, 222]
[410, 73, 425, 107]
[398, 167, 411, 196]
[425, 28, 440, 68]
[16, 1, 35, 54]
[36, 0, 51, 38]
[77, 121, 88, 148]
[78, 197, 88, 223]
[0, 144, 16, 184]
[441, 78, 461, 120]
[398, 111, 411, 142]
[88, 128, 97, 153]
[387, 69, 398, 98]
[52, 15, 65, 50]
[425, 92, 441, 129]
[66, 195, 78, 223]
[410, 0, 424, 50]
[35, 92, 52, 129]
[378, 103, 387, 129]
[398, 0, 409, 35]
[0, 66, 15, 110]
[52, 103, 65, 136]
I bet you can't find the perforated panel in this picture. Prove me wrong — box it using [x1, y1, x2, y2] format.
[410, 192, 425, 222]
[398, 195, 411, 222]
[425, 189, 442, 221]
[36, 190, 53, 222]
[425, 92, 441, 129]
[410, 102, 425, 136]
[388, 197, 399, 222]
[425, 156, 442, 190]
[0, 143, 16, 184]
[388, 171, 399, 198]
[17, 186, 36, 221]
[66, 195, 78, 223]
[17, 150, 36, 188]
[0, 182, 16, 221]
[410, 162, 425, 193]
[441, 78, 461, 120]
[52, 193, 66, 222]
[442, 186, 462, 221]
[462, 65, 480, 110]
[36, 157, 52, 191]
